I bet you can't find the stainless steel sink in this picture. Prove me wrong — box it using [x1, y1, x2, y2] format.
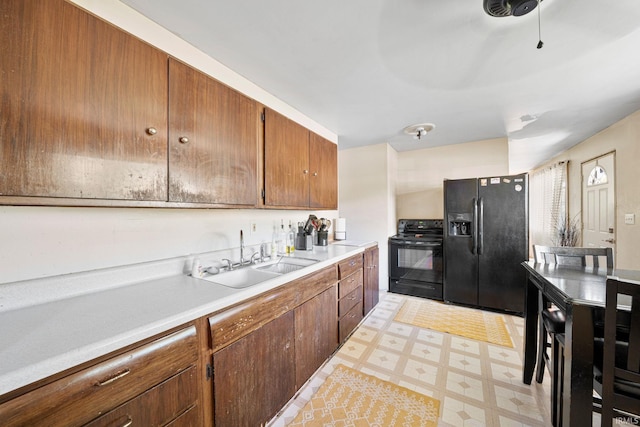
[200, 268, 281, 288]
[199, 257, 319, 288]
[253, 257, 319, 274]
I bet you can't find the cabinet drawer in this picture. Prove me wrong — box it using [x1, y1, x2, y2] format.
[0, 326, 198, 427]
[85, 365, 198, 427]
[339, 300, 364, 342]
[166, 405, 201, 427]
[338, 255, 363, 279]
[338, 269, 363, 299]
[338, 286, 362, 317]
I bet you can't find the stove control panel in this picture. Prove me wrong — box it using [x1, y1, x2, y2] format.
[397, 219, 443, 234]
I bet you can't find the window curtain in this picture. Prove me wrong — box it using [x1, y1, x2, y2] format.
[530, 161, 568, 250]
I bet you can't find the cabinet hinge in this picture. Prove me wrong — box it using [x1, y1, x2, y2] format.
[206, 363, 213, 380]
[261, 111, 265, 122]
[261, 188, 265, 200]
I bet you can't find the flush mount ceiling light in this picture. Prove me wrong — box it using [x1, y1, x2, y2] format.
[403, 123, 436, 140]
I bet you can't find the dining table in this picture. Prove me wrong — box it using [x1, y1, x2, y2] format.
[521, 260, 640, 426]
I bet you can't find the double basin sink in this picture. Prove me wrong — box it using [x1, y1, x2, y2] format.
[199, 257, 319, 288]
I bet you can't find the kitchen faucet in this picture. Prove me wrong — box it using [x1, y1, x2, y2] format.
[240, 229, 245, 265]
[220, 230, 264, 271]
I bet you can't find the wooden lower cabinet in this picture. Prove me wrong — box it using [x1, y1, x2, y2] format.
[1, 253, 373, 427]
[209, 266, 340, 426]
[85, 366, 198, 427]
[364, 245, 380, 315]
[338, 263, 364, 343]
[0, 326, 199, 427]
[213, 311, 296, 427]
[295, 284, 339, 387]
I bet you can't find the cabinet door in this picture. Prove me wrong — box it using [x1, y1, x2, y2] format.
[264, 108, 310, 207]
[364, 246, 380, 315]
[309, 133, 338, 209]
[294, 284, 339, 387]
[168, 59, 258, 205]
[0, 0, 168, 201]
[0, 326, 198, 426]
[213, 311, 295, 426]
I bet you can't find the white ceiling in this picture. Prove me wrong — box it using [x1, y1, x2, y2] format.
[120, 0, 640, 173]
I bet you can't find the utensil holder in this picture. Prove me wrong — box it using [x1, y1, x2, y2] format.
[296, 233, 313, 250]
[315, 231, 328, 246]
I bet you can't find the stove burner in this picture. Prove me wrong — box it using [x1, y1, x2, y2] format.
[390, 219, 443, 242]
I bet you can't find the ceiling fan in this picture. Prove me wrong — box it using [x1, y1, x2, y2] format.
[483, 0, 540, 17]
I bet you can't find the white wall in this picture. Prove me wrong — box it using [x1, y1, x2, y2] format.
[396, 138, 510, 218]
[1, 0, 339, 285]
[338, 144, 396, 289]
[538, 110, 640, 269]
[0, 207, 336, 284]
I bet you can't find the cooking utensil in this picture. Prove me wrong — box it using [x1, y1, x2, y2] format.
[303, 215, 317, 234]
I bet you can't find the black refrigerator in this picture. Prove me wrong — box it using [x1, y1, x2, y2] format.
[443, 174, 528, 314]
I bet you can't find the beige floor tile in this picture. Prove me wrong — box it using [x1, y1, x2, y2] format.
[268, 293, 564, 427]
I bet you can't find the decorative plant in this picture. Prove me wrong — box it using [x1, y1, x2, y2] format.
[553, 213, 580, 247]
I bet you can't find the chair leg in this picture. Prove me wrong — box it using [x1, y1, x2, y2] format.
[536, 315, 548, 383]
[552, 335, 565, 427]
[550, 333, 558, 425]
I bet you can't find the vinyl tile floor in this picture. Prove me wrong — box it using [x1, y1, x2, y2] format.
[268, 292, 601, 426]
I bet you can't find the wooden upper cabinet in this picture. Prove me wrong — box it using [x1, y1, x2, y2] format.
[309, 132, 338, 209]
[0, 0, 169, 201]
[264, 108, 310, 207]
[264, 108, 337, 209]
[168, 59, 258, 205]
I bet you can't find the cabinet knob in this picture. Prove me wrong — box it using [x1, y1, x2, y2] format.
[178, 136, 189, 144]
[313, 172, 318, 177]
[303, 170, 309, 174]
[146, 127, 157, 136]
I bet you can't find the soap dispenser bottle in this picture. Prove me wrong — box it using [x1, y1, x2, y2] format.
[271, 224, 278, 258]
[287, 220, 295, 254]
[277, 220, 287, 255]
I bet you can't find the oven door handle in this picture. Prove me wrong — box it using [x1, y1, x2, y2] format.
[392, 241, 442, 247]
[472, 197, 478, 254]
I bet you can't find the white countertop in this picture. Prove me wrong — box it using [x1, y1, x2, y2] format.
[0, 243, 374, 396]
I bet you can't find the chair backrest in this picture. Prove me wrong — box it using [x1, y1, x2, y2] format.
[600, 277, 640, 421]
[533, 245, 614, 268]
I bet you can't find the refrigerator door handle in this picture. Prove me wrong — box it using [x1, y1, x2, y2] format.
[472, 197, 478, 254]
[478, 197, 484, 255]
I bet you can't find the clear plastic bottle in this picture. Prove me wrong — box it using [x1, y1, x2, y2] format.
[191, 256, 203, 278]
[287, 220, 295, 254]
[277, 220, 287, 255]
[271, 225, 278, 258]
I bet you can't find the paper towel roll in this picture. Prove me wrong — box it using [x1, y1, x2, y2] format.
[334, 218, 346, 240]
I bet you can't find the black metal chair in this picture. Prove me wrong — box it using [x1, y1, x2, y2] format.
[532, 245, 614, 426]
[593, 277, 640, 426]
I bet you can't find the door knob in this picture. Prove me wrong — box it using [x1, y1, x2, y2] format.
[604, 238, 616, 244]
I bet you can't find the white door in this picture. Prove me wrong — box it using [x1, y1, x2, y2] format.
[581, 152, 616, 254]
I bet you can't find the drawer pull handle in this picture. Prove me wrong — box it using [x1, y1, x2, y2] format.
[121, 417, 133, 427]
[96, 368, 131, 387]
[349, 261, 356, 266]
